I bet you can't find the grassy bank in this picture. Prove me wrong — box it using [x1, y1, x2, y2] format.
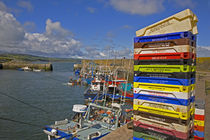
[197, 57, 210, 71]
[0, 53, 81, 63]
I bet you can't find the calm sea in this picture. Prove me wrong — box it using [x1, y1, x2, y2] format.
[0, 62, 86, 140]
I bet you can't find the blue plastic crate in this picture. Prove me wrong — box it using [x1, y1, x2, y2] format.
[133, 137, 144, 140]
[134, 76, 195, 86]
[134, 31, 196, 43]
[194, 130, 204, 138]
[134, 93, 193, 106]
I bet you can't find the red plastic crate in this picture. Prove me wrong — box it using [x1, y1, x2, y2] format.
[194, 135, 204, 140]
[134, 52, 195, 60]
[194, 125, 204, 132]
[194, 114, 205, 121]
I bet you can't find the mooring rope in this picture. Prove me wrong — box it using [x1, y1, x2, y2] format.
[0, 91, 49, 114]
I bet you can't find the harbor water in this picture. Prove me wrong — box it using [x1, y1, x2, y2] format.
[0, 62, 86, 140]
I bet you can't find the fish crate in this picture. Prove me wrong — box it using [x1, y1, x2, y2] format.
[133, 82, 195, 93]
[194, 125, 204, 132]
[194, 136, 204, 140]
[133, 131, 170, 140]
[194, 119, 204, 127]
[133, 88, 195, 105]
[134, 59, 195, 66]
[134, 52, 195, 60]
[134, 31, 196, 43]
[134, 76, 194, 86]
[194, 130, 204, 139]
[133, 110, 192, 125]
[194, 109, 205, 122]
[134, 38, 196, 48]
[134, 71, 195, 79]
[135, 9, 198, 36]
[133, 120, 193, 140]
[133, 93, 193, 106]
[133, 99, 195, 120]
[134, 65, 196, 73]
[194, 100, 205, 132]
[195, 100, 205, 110]
[134, 45, 195, 55]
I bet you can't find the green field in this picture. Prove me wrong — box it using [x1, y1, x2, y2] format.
[0, 53, 81, 63]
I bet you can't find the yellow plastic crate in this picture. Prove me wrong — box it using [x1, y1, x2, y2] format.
[133, 100, 194, 120]
[136, 9, 198, 37]
[194, 119, 205, 127]
[133, 82, 195, 93]
[134, 65, 195, 73]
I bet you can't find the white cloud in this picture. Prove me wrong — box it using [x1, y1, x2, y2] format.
[22, 19, 82, 57]
[0, 1, 9, 12]
[0, 9, 83, 58]
[197, 46, 210, 57]
[109, 0, 164, 15]
[0, 10, 25, 46]
[17, 1, 33, 12]
[99, 52, 106, 57]
[200, 46, 210, 50]
[114, 48, 133, 58]
[45, 19, 73, 38]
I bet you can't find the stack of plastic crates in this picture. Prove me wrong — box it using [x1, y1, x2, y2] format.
[133, 31, 196, 140]
[194, 100, 205, 140]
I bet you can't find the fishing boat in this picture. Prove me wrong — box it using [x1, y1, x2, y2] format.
[117, 83, 133, 100]
[84, 77, 106, 101]
[43, 103, 125, 140]
[33, 68, 42, 72]
[18, 66, 32, 71]
[67, 77, 82, 86]
[84, 74, 133, 102]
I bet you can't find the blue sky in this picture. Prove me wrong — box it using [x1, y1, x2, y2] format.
[0, 0, 209, 58]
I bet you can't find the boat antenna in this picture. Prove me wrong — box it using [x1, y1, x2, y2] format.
[123, 50, 132, 104]
[111, 67, 118, 109]
[102, 47, 110, 106]
[120, 66, 126, 104]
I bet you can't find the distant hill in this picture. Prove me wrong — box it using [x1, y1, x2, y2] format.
[197, 47, 210, 57]
[0, 53, 81, 63]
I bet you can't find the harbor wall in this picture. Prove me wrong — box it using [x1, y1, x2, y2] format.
[81, 59, 134, 83]
[1, 62, 53, 71]
[82, 59, 133, 71]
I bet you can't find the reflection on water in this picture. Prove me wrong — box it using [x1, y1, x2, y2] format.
[0, 62, 85, 140]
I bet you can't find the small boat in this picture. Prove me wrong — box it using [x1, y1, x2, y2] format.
[67, 78, 82, 86]
[18, 66, 32, 71]
[43, 103, 126, 140]
[67, 82, 74, 86]
[33, 69, 42, 72]
[75, 69, 80, 76]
